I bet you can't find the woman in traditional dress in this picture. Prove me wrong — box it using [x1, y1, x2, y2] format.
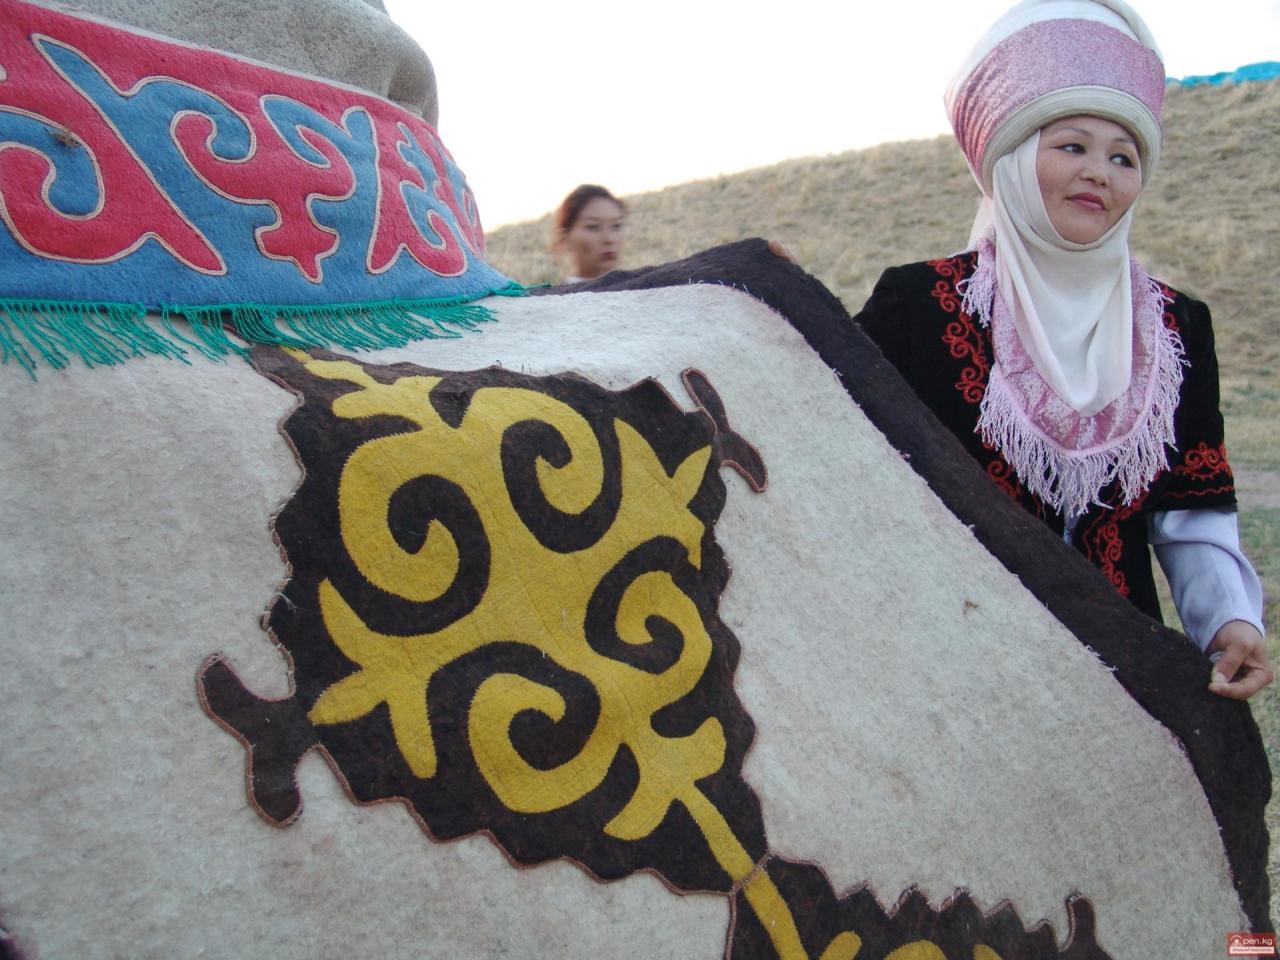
[854, 0, 1272, 698]
[552, 184, 626, 282]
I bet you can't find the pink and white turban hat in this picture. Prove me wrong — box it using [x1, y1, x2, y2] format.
[945, 0, 1166, 193]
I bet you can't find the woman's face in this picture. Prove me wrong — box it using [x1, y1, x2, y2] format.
[562, 197, 625, 279]
[1035, 115, 1142, 244]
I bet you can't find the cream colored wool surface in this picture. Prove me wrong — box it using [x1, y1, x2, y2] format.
[0, 285, 1245, 959]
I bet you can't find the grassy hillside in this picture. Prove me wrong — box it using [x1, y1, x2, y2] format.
[487, 79, 1280, 915]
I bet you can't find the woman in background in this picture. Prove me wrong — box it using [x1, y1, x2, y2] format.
[854, 0, 1271, 698]
[552, 184, 625, 282]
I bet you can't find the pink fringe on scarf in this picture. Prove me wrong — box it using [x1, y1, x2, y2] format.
[958, 239, 1186, 517]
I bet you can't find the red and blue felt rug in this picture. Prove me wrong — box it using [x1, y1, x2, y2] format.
[0, 0, 519, 376]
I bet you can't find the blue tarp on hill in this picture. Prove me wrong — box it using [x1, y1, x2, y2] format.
[1171, 61, 1280, 86]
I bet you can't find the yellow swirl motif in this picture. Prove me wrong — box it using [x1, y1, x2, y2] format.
[284, 352, 999, 960]
[302, 356, 715, 820]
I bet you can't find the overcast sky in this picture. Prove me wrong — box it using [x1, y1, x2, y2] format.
[384, 0, 1280, 228]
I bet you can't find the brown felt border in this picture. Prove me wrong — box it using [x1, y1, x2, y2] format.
[727, 857, 1108, 960]
[551, 238, 1274, 931]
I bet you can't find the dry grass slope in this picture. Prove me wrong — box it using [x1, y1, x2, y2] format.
[487, 80, 1280, 918]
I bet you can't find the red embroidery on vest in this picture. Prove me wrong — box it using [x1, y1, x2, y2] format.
[1174, 442, 1228, 479]
[1157, 291, 1234, 500]
[1079, 495, 1147, 598]
[1165, 441, 1234, 500]
[927, 255, 1047, 516]
[984, 452, 1049, 520]
[929, 255, 989, 405]
[1163, 485, 1235, 501]
[986, 458, 1019, 499]
[1158, 284, 1179, 333]
[931, 278, 961, 314]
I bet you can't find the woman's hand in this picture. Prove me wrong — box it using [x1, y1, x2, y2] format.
[767, 239, 796, 263]
[1207, 620, 1274, 700]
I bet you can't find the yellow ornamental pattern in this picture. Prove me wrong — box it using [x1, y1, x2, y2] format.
[302, 354, 718, 836]
[280, 352, 1014, 960]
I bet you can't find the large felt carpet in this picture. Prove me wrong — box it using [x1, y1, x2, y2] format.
[0, 242, 1269, 959]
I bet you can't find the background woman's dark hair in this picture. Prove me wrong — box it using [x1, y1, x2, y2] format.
[553, 184, 624, 235]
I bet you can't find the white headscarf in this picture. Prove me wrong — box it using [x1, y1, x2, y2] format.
[989, 132, 1134, 416]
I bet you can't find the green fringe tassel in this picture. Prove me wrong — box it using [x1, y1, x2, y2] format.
[0, 284, 524, 380]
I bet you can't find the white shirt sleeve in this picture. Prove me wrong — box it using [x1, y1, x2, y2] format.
[1148, 507, 1266, 651]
